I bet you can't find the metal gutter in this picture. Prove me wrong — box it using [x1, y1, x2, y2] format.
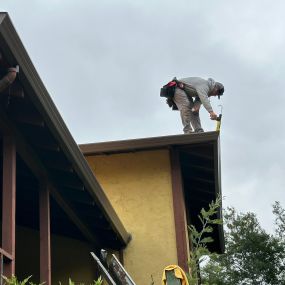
[0, 12, 130, 247]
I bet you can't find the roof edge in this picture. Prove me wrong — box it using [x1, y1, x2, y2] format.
[0, 12, 8, 24]
[213, 136, 225, 253]
[80, 132, 220, 155]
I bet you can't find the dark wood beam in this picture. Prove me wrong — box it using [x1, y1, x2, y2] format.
[0, 50, 4, 64]
[42, 154, 73, 171]
[57, 182, 84, 191]
[12, 112, 44, 127]
[170, 147, 189, 273]
[59, 188, 94, 205]
[11, 127, 57, 152]
[2, 135, 16, 277]
[83, 217, 112, 231]
[186, 196, 214, 205]
[2, 81, 24, 98]
[0, 106, 100, 247]
[50, 173, 85, 191]
[46, 163, 74, 173]
[74, 204, 102, 218]
[179, 143, 214, 153]
[34, 143, 60, 152]
[182, 166, 214, 180]
[0, 51, 9, 69]
[0, 248, 13, 262]
[180, 163, 214, 173]
[212, 139, 225, 253]
[181, 151, 214, 161]
[50, 189, 98, 243]
[39, 184, 51, 285]
[187, 186, 216, 196]
[185, 176, 215, 185]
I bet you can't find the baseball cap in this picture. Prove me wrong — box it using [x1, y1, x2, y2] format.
[216, 82, 224, 99]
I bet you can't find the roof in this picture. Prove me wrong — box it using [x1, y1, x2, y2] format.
[0, 12, 130, 249]
[80, 131, 220, 155]
[80, 132, 225, 253]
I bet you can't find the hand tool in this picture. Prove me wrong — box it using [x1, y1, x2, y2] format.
[216, 104, 223, 132]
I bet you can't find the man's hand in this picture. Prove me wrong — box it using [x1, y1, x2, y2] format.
[209, 111, 218, 120]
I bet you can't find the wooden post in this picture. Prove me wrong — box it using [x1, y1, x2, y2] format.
[2, 136, 16, 277]
[39, 184, 51, 285]
[170, 148, 189, 272]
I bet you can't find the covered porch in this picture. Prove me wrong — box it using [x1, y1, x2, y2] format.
[0, 12, 130, 284]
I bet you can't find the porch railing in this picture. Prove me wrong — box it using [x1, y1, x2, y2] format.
[0, 248, 13, 285]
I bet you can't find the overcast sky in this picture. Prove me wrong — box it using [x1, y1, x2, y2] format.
[1, 1, 285, 233]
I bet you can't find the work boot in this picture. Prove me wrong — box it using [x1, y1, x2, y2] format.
[195, 128, 204, 133]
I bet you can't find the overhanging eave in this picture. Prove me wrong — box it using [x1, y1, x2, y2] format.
[0, 12, 130, 248]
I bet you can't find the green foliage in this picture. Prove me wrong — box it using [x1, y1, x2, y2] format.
[2, 276, 36, 285]
[202, 204, 285, 285]
[273, 201, 285, 241]
[2, 276, 103, 285]
[91, 277, 103, 285]
[188, 196, 223, 285]
[67, 277, 103, 285]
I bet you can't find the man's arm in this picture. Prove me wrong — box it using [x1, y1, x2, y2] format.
[196, 86, 217, 120]
[196, 85, 213, 112]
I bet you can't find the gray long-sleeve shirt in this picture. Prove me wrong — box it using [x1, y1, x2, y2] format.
[179, 77, 216, 113]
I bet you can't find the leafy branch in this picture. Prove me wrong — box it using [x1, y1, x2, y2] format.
[188, 195, 223, 285]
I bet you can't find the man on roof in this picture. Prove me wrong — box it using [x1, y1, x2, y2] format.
[173, 77, 224, 133]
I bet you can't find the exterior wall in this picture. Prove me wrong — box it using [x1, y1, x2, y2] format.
[86, 150, 177, 285]
[16, 226, 96, 285]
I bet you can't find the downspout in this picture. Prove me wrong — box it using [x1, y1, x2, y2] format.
[0, 67, 17, 93]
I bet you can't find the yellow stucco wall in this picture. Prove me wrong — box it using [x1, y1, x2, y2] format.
[86, 150, 177, 285]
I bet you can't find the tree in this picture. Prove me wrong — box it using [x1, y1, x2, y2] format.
[273, 201, 285, 241]
[202, 205, 285, 285]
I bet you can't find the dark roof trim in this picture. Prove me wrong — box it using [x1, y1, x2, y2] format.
[0, 12, 130, 246]
[213, 136, 225, 252]
[80, 132, 220, 155]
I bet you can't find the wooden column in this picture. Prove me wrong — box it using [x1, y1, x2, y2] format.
[2, 136, 16, 277]
[39, 184, 51, 285]
[170, 148, 188, 272]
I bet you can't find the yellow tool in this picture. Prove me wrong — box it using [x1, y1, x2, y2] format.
[216, 104, 223, 132]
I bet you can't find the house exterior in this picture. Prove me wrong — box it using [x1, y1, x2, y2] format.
[0, 12, 224, 285]
[0, 12, 130, 285]
[80, 133, 224, 285]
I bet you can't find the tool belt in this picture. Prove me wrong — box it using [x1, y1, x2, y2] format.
[161, 78, 200, 111]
